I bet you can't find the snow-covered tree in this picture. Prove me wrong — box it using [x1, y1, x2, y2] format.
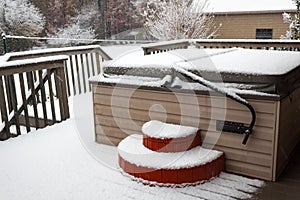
[281, 0, 300, 40]
[0, 0, 45, 51]
[48, 4, 97, 45]
[0, 0, 45, 36]
[132, 0, 216, 40]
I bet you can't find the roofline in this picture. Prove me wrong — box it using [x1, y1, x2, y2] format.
[210, 9, 297, 15]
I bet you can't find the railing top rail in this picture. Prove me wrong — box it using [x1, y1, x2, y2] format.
[1, 45, 112, 62]
[193, 39, 300, 44]
[142, 39, 190, 48]
[0, 56, 68, 76]
[142, 39, 190, 55]
[142, 39, 300, 55]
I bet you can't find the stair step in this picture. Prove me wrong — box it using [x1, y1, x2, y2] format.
[118, 134, 224, 185]
[142, 120, 201, 152]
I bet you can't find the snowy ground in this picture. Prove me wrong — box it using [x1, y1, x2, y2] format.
[0, 92, 264, 200]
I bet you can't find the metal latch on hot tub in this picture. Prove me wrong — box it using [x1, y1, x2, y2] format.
[216, 120, 253, 145]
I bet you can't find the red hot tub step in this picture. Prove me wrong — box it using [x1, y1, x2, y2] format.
[142, 120, 201, 152]
[118, 134, 225, 185]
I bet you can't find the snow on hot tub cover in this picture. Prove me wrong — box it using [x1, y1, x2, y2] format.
[103, 47, 300, 76]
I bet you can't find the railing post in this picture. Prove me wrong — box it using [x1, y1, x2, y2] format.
[54, 65, 70, 121]
[1, 33, 7, 55]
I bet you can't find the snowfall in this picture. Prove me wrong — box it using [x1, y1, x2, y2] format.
[0, 44, 270, 200]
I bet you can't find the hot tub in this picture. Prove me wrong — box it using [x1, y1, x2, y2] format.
[90, 47, 300, 181]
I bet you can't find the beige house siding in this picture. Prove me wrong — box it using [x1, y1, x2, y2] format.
[213, 12, 293, 39]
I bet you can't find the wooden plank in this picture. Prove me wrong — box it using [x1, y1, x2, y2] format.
[94, 94, 275, 128]
[64, 59, 71, 96]
[96, 134, 122, 146]
[8, 75, 21, 135]
[80, 54, 87, 93]
[91, 53, 96, 76]
[225, 160, 272, 181]
[75, 54, 82, 94]
[95, 125, 133, 139]
[7, 46, 112, 61]
[27, 72, 40, 129]
[94, 109, 274, 141]
[93, 86, 276, 114]
[85, 53, 91, 91]
[95, 52, 101, 75]
[0, 60, 66, 76]
[54, 67, 70, 120]
[18, 115, 56, 128]
[4, 76, 13, 112]
[0, 76, 10, 137]
[202, 131, 273, 155]
[95, 116, 272, 155]
[214, 145, 272, 168]
[69, 55, 76, 95]
[18, 73, 31, 132]
[38, 70, 48, 126]
[47, 69, 57, 123]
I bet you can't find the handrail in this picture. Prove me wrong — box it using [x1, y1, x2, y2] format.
[194, 39, 300, 50]
[4, 45, 112, 62]
[142, 39, 190, 55]
[141, 39, 300, 55]
[173, 67, 256, 145]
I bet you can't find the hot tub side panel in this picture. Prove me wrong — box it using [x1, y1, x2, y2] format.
[93, 85, 277, 181]
[275, 86, 300, 179]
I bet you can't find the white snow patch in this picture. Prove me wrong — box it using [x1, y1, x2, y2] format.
[142, 120, 198, 139]
[118, 134, 223, 169]
[90, 74, 172, 88]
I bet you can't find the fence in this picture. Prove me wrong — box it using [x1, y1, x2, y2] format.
[142, 39, 300, 55]
[0, 45, 112, 140]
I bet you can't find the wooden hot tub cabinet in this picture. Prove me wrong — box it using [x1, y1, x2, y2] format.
[91, 81, 300, 181]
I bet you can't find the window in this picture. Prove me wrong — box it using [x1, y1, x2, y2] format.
[256, 29, 273, 39]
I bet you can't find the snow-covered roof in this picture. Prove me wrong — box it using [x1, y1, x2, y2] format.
[104, 47, 300, 76]
[206, 0, 296, 13]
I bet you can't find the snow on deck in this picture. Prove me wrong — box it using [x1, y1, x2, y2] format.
[104, 47, 300, 76]
[0, 93, 264, 200]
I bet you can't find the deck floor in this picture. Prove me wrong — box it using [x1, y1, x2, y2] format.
[256, 141, 300, 200]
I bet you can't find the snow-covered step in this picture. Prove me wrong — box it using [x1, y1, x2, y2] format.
[142, 120, 201, 152]
[118, 134, 224, 185]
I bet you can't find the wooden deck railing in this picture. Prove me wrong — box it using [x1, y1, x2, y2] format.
[142, 39, 300, 55]
[0, 57, 69, 139]
[194, 39, 300, 51]
[6, 45, 112, 96]
[0, 45, 112, 140]
[142, 39, 190, 55]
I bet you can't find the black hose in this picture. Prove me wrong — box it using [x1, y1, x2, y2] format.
[173, 67, 256, 145]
